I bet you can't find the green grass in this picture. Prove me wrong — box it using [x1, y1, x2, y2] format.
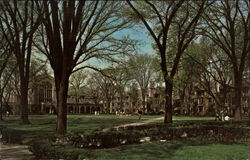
[89, 141, 250, 160]
[0, 115, 215, 133]
[148, 116, 216, 123]
[0, 114, 164, 145]
[173, 116, 215, 121]
[170, 143, 250, 160]
[0, 114, 162, 133]
[1, 115, 249, 160]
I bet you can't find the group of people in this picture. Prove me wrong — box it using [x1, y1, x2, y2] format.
[115, 111, 132, 117]
[114, 110, 142, 119]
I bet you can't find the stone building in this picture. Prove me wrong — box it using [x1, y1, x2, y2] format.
[67, 95, 103, 114]
[173, 80, 250, 116]
[107, 87, 165, 114]
[6, 75, 56, 114]
[5, 74, 250, 116]
[109, 94, 140, 114]
[6, 75, 103, 115]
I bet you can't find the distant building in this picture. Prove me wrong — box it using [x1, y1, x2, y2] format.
[6, 75, 103, 115]
[67, 95, 102, 114]
[5, 75, 250, 116]
[173, 80, 250, 116]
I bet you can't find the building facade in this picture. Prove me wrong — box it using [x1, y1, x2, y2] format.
[5, 76, 250, 116]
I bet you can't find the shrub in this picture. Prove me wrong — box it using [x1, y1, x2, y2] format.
[29, 139, 89, 160]
[0, 127, 27, 144]
[54, 123, 250, 150]
[2, 120, 250, 159]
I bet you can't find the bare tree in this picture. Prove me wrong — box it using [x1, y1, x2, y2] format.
[126, 0, 207, 123]
[112, 66, 131, 113]
[35, 1, 134, 134]
[0, 60, 17, 120]
[127, 54, 155, 113]
[88, 70, 117, 114]
[183, 40, 233, 114]
[29, 58, 50, 87]
[0, 29, 17, 120]
[69, 70, 87, 105]
[0, 0, 42, 124]
[200, 0, 250, 121]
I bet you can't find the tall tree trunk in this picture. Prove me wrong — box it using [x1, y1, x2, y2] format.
[0, 91, 3, 121]
[186, 85, 192, 115]
[20, 78, 30, 124]
[220, 85, 229, 114]
[141, 91, 146, 113]
[179, 88, 185, 113]
[0, 79, 3, 120]
[119, 92, 124, 112]
[233, 73, 242, 121]
[248, 7, 250, 123]
[164, 78, 173, 123]
[55, 74, 69, 134]
[106, 98, 111, 114]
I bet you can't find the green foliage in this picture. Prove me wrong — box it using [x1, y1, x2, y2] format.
[1, 115, 250, 159]
[54, 120, 250, 150]
[0, 127, 26, 144]
[68, 70, 88, 97]
[29, 139, 90, 160]
[59, 130, 146, 149]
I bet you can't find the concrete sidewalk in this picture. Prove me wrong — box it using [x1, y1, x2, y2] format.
[103, 117, 164, 131]
[0, 143, 34, 160]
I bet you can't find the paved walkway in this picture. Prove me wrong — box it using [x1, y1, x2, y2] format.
[103, 117, 164, 131]
[0, 143, 34, 160]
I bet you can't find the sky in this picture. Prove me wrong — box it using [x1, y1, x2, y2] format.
[35, 24, 156, 72]
[114, 27, 155, 55]
[85, 27, 156, 69]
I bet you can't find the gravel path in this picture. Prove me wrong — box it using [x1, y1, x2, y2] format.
[0, 143, 34, 160]
[103, 117, 164, 131]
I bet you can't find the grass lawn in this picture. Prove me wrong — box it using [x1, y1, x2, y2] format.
[91, 142, 250, 160]
[0, 114, 162, 133]
[0, 114, 249, 160]
[173, 116, 215, 121]
[0, 114, 214, 133]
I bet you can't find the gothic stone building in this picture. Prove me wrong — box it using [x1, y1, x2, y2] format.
[6, 76, 250, 116]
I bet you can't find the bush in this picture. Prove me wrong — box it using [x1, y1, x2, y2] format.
[2, 120, 250, 159]
[29, 139, 89, 160]
[54, 122, 250, 150]
[0, 127, 27, 144]
[59, 130, 146, 149]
